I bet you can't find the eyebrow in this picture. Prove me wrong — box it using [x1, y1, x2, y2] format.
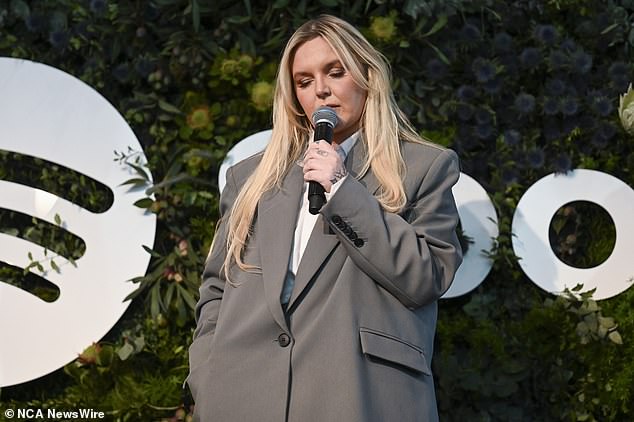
[293, 59, 343, 78]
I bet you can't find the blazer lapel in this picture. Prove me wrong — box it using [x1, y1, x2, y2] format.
[287, 138, 380, 310]
[258, 163, 303, 330]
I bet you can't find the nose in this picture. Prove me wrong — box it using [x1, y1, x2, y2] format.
[315, 76, 331, 99]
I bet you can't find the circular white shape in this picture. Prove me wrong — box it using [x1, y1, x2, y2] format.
[0, 58, 156, 386]
[512, 169, 634, 300]
[218, 130, 271, 192]
[442, 173, 498, 298]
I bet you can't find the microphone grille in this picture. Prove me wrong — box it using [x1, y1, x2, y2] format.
[312, 106, 338, 128]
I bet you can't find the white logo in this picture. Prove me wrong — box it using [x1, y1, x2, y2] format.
[221, 131, 634, 300]
[0, 58, 156, 387]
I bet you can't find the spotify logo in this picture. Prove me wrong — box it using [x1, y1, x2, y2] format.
[0, 58, 156, 387]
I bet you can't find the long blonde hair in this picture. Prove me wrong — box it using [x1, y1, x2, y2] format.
[220, 14, 424, 282]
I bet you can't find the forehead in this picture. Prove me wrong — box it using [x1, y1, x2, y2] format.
[292, 37, 341, 74]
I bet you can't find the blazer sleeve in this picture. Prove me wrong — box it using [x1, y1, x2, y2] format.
[193, 166, 239, 339]
[320, 148, 462, 309]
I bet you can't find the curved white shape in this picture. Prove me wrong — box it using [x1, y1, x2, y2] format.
[218, 130, 271, 192]
[442, 173, 498, 298]
[512, 169, 634, 300]
[0, 58, 156, 387]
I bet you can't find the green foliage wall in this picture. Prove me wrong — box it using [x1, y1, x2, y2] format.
[1, 0, 633, 420]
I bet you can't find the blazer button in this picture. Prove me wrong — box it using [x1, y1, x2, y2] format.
[331, 215, 342, 225]
[354, 238, 365, 247]
[343, 226, 353, 236]
[349, 232, 358, 240]
[278, 333, 291, 347]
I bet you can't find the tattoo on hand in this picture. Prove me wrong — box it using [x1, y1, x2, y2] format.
[329, 166, 348, 186]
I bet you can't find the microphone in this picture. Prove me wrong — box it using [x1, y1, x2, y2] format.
[308, 106, 338, 214]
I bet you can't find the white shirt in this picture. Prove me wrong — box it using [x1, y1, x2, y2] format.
[280, 131, 360, 305]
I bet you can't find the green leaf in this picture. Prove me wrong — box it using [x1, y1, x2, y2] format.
[119, 177, 148, 187]
[54, 213, 62, 226]
[601, 23, 619, 35]
[142, 245, 162, 258]
[422, 15, 448, 37]
[150, 285, 160, 318]
[158, 99, 182, 114]
[50, 260, 60, 273]
[192, 0, 200, 32]
[226, 16, 251, 24]
[145, 173, 191, 195]
[272, 0, 289, 8]
[424, 40, 451, 65]
[128, 163, 150, 180]
[178, 284, 197, 310]
[133, 198, 154, 209]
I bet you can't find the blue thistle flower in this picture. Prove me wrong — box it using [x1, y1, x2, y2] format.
[543, 119, 560, 140]
[456, 104, 474, 121]
[456, 85, 477, 102]
[545, 78, 566, 96]
[596, 122, 616, 142]
[472, 57, 496, 83]
[514, 93, 536, 114]
[570, 50, 592, 74]
[475, 124, 494, 140]
[135, 58, 154, 77]
[562, 117, 581, 134]
[504, 129, 521, 146]
[560, 38, 577, 53]
[561, 97, 579, 116]
[527, 147, 545, 168]
[502, 168, 518, 185]
[493, 32, 513, 52]
[25, 14, 44, 32]
[112, 63, 130, 83]
[534, 24, 558, 45]
[588, 93, 613, 117]
[591, 131, 608, 148]
[49, 30, 69, 50]
[475, 108, 493, 125]
[554, 153, 572, 173]
[520, 47, 542, 69]
[461, 23, 481, 40]
[608, 62, 630, 88]
[542, 97, 560, 115]
[90, 0, 107, 14]
[426, 59, 448, 80]
[483, 78, 502, 94]
[608, 61, 628, 79]
[548, 50, 567, 70]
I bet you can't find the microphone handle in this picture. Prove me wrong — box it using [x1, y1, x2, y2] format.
[308, 123, 334, 215]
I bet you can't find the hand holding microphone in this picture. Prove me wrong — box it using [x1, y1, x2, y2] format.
[304, 106, 346, 214]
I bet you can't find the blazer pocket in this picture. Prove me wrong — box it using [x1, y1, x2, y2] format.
[359, 327, 431, 375]
[184, 333, 214, 398]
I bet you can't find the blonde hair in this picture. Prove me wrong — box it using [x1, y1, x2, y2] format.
[220, 14, 424, 282]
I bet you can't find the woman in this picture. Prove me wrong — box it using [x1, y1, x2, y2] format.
[187, 14, 462, 422]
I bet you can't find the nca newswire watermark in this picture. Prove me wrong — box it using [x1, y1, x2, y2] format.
[4, 408, 105, 419]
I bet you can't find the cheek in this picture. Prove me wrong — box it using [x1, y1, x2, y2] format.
[295, 91, 312, 114]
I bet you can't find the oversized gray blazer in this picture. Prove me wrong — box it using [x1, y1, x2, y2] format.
[187, 138, 462, 422]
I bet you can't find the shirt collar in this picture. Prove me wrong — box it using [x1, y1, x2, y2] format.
[336, 130, 360, 161]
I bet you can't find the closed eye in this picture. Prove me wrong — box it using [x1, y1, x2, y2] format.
[329, 68, 346, 78]
[296, 78, 312, 88]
